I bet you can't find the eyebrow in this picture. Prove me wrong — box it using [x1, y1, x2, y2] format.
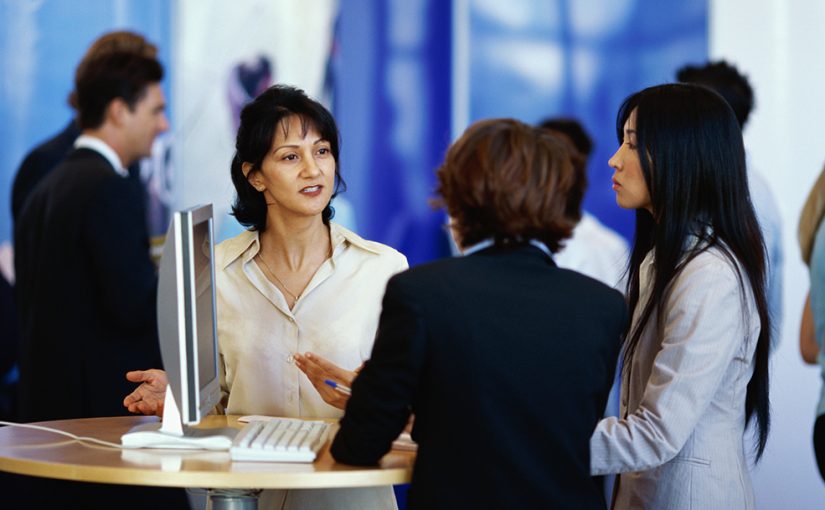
[273, 138, 328, 152]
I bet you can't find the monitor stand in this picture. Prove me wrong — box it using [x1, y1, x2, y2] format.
[121, 386, 237, 450]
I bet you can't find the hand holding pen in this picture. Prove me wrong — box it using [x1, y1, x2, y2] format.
[293, 351, 357, 410]
[324, 379, 352, 395]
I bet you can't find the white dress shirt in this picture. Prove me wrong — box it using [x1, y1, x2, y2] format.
[590, 243, 760, 509]
[214, 222, 407, 510]
[74, 134, 129, 177]
[554, 212, 629, 290]
[746, 165, 783, 344]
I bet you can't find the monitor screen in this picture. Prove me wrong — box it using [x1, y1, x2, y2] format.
[192, 218, 218, 407]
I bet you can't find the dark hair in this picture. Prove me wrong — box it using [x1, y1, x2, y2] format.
[74, 51, 163, 130]
[617, 83, 770, 460]
[69, 31, 158, 110]
[537, 117, 592, 195]
[435, 118, 582, 252]
[230, 84, 344, 231]
[537, 117, 593, 157]
[676, 60, 754, 128]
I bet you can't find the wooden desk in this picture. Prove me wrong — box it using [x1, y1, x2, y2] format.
[0, 415, 414, 490]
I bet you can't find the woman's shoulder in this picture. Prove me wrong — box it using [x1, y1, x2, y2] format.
[215, 229, 257, 269]
[677, 245, 744, 292]
[332, 222, 408, 267]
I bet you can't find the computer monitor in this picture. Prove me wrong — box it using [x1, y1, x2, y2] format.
[121, 204, 235, 449]
[156, 203, 221, 426]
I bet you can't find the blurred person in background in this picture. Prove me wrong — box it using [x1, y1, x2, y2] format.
[538, 117, 629, 289]
[796, 165, 825, 482]
[3, 29, 159, 428]
[677, 60, 783, 346]
[11, 30, 157, 224]
[12, 49, 186, 508]
[15, 50, 168, 422]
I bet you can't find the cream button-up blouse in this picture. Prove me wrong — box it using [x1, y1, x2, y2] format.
[214, 222, 407, 509]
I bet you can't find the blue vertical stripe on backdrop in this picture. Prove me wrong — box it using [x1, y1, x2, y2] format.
[336, 0, 453, 267]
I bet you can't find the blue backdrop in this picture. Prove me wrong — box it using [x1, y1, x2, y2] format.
[331, 0, 707, 265]
[335, 0, 454, 266]
[0, 0, 706, 263]
[461, 0, 707, 242]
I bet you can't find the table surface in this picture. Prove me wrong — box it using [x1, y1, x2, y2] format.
[0, 415, 415, 489]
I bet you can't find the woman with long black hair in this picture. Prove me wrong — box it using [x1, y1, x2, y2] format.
[590, 83, 771, 509]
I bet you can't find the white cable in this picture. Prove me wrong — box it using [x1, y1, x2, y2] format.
[0, 420, 126, 449]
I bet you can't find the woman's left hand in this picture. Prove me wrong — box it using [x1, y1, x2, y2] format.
[294, 351, 358, 410]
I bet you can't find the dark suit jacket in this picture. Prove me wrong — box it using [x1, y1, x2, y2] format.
[14, 148, 161, 422]
[332, 244, 627, 510]
[10, 120, 81, 223]
[11, 120, 144, 224]
[0, 274, 18, 420]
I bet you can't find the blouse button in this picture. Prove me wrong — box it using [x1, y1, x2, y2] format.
[286, 354, 294, 364]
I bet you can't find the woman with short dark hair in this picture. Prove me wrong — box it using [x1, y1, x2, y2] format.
[230, 85, 342, 230]
[590, 83, 771, 509]
[331, 118, 627, 509]
[125, 84, 407, 510]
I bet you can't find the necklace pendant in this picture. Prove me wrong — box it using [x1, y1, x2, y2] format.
[256, 254, 300, 305]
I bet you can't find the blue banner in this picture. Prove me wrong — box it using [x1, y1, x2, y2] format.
[335, 0, 454, 266]
[461, 0, 708, 241]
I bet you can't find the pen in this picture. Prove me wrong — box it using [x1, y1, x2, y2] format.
[324, 379, 352, 395]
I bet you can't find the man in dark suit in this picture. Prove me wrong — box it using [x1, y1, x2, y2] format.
[14, 51, 169, 422]
[4, 32, 158, 427]
[331, 119, 627, 509]
[10, 31, 156, 224]
[10, 49, 191, 510]
[10, 121, 80, 223]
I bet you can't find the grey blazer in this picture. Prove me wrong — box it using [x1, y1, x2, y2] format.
[590, 245, 760, 510]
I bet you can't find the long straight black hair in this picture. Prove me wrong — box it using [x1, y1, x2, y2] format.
[619, 83, 770, 460]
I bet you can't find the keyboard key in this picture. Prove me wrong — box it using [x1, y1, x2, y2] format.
[230, 418, 330, 462]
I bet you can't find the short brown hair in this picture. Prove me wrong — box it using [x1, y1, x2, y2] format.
[436, 118, 583, 252]
[69, 31, 158, 110]
[75, 52, 163, 130]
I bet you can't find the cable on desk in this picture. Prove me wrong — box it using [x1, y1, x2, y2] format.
[0, 420, 125, 449]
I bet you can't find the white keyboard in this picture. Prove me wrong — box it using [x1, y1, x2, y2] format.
[230, 418, 331, 462]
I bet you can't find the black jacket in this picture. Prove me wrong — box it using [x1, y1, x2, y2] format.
[11, 120, 81, 223]
[332, 243, 627, 510]
[14, 148, 161, 422]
